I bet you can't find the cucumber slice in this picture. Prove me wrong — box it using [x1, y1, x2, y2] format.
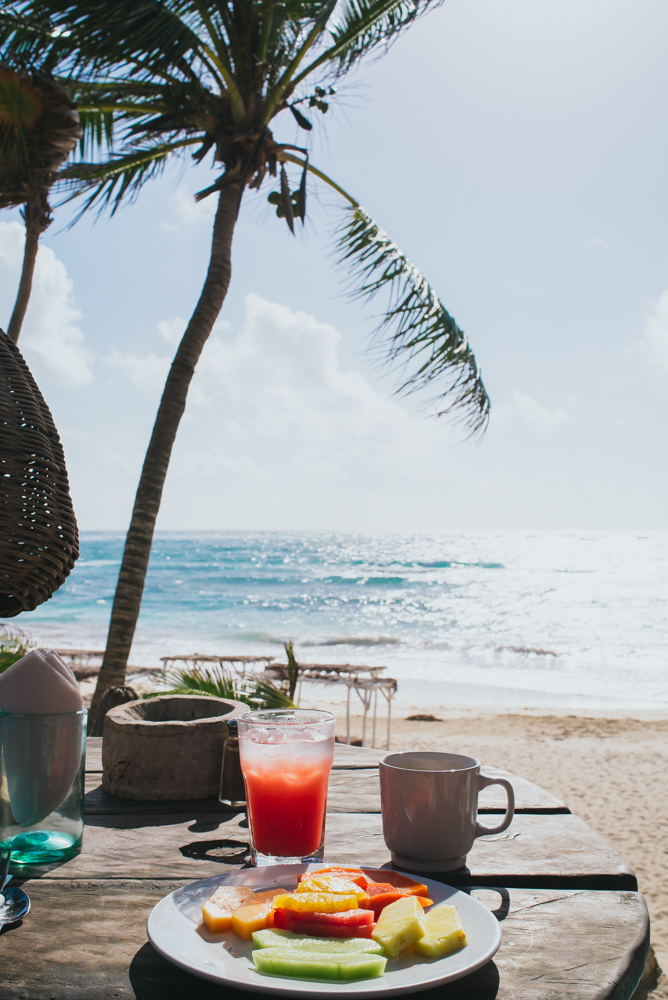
[252, 929, 384, 953]
[252, 948, 387, 981]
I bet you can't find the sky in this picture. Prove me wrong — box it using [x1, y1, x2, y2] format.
[1, 0, 667, 532]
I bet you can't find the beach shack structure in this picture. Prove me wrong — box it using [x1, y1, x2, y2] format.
[160, 653, 397, 750]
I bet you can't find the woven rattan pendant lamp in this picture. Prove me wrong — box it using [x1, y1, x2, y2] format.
[0, 330, 79, 616]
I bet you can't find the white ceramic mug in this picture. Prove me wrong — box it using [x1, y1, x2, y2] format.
[379, 751, 515, 872]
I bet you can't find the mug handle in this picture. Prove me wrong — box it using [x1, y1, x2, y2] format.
[474, 774, 515, 837]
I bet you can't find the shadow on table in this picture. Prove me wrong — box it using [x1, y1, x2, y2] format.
[474, 887, 511, 921]
[179, 839, 250, 864]
[83, 811, 245, 830]
[377, 860, 480, 890]
[85, 783, 246, 823]
[0, 918, 23, 937]
[129, 943, 500, 1000]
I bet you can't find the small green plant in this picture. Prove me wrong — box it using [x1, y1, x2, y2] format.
[285, 641, 300, 704]
[144, 664, 294, 710]
[0, 626, 32, 675]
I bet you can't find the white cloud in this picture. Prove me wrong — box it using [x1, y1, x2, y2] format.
[0, 221, 93, 386]
[171, 293, 462, 491]
[158, 316, 187, 346]
[513, 391, 571, 428]
[644, 290, 668, 376]
[172, 187, 217, 227]
[104, 316, 220, 405]
[103, 347, 170, 391]
[88, 295, 475, 512]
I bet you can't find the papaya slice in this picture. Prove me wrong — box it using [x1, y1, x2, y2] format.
[202, 885, 254, 932]
[362, 869, 429, 896]
[359, 883, 433, 918]
[231, 888, 283, 940]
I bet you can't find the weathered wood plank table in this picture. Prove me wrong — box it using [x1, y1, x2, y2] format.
[0, 739, 648, 999]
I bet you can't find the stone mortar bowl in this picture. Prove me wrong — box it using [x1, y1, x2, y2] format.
[102, 694, 248, 800]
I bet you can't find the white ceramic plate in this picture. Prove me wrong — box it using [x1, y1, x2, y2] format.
[147, 865, 502, 997]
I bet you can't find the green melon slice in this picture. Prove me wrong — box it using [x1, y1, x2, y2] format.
[252, 947, 387, 981]
[252, 929, 383, 953]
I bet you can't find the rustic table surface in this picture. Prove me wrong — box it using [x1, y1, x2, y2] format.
[0, 738, 648, 999]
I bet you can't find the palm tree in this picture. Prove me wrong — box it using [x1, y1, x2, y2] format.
[0, 60, 82, 342]
[5, 1, 490, 725]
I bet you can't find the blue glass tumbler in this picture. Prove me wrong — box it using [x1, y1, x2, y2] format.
[0, 709, 86, 867]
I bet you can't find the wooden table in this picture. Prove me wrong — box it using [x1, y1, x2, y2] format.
[0, 739, 648, 999]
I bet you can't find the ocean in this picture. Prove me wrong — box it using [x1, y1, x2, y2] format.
[13, 530, 668, 711]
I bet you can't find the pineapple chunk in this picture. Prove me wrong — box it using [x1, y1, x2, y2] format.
[202, 885, 254, 932]
[371, 895, 426, 957]
[231, 889, 283, 940]
[273, 891, 359, 913]
[414, 903, 467, 958]
[297, 875, 366, 899]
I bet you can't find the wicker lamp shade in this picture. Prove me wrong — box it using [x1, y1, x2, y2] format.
[0, 331, 79, 617]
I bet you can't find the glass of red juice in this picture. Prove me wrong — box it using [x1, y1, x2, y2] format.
[238, 709, 335, 866]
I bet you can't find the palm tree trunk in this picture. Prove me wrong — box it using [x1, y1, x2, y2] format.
[90, 184, 241, 727]
[7, 202, 42, 344]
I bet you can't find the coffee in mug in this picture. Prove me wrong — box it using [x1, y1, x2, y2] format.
[379, 751, 515, 872]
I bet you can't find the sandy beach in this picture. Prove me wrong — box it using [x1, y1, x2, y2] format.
[332, 709, 668, 998]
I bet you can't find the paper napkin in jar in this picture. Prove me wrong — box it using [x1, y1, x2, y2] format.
[0, 649, 85, 826]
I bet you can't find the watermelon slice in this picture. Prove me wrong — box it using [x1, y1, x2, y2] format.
[278, 907, 374, 926]
[274, 909, 376, 938]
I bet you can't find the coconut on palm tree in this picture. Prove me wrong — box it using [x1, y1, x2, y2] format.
[0, 59, 82, 342]
[4, 1, 490, 725]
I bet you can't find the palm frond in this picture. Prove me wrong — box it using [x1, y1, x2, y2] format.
[58, 136, 199, 217]
[187, 0, 244, 116]
[146, 664, 295, 710]
[336, 207, 489, 434]
[70, 79, 168, 97]
[294, 0, 442, 84]
[76, 106, 114, 158]
[0, 6, 57, 63]
[285, 640, 300, 702]
[264, 0, 338, 117]
[252, 678, 297, 710]
[154, 665, 242, 701]
[16, 0, 222, 86]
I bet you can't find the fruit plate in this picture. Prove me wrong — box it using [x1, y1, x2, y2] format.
[146, 864, 502, 997]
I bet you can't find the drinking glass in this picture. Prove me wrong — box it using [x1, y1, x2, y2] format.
[238, 709, 335, 866]
[0, 709, 86, 868]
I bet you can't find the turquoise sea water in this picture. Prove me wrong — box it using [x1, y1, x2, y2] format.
[15, 530, 668, 710]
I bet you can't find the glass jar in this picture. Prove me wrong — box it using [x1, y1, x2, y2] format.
[0, 708, 86, 869]
[219, 717, 246, 808]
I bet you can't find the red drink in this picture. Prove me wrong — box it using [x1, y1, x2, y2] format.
[238, 710, 335, 865]
[243, 748, 332, 856]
